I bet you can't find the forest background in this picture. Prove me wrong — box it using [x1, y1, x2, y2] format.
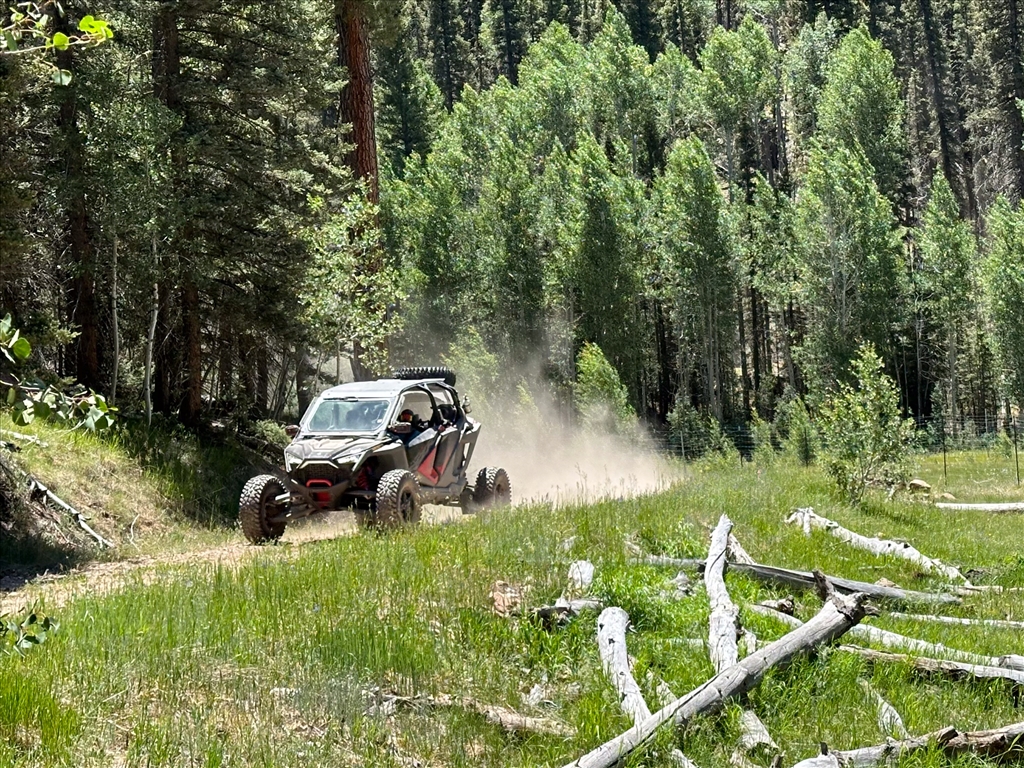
[2, 0, 1023, 448]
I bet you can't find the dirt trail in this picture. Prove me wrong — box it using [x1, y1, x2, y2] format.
[0, 506, 463, 616]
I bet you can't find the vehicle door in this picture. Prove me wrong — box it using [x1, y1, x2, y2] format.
[394, 388, 439, 480]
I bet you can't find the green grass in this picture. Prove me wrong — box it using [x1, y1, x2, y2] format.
[2, 449, 1024, 766]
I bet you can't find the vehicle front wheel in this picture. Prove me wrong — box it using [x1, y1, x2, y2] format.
[374, 469, 422, 528]
[239, 474, 287, 544]
[473, 467, 511, 508]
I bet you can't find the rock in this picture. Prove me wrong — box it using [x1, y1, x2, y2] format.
[875, 577, 898, 588]
[908, 479, 932, 492]
[937, 492, 956, 501]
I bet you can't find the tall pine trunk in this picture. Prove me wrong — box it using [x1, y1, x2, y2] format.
[336, 0, 379, 204]
[55, 13, 100, 391]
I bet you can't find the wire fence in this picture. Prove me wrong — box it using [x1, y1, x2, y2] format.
[648, 412, 1022, 486]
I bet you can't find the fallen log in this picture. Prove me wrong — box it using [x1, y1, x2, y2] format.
[378, 692, 573, 737]
[788, 720, 1024, 767]
[849, 623, 1024, 671]
[562, 590, 872, 768]
[707, 517, 741, 674]
[597, 609, 702, 768]
[936, 501, 1024, 513]
[706, 517, 779, 764]
[838, 645, 1024, 686]
[0, 429, 48, 447]
[28, 477, 114, 549]
[761, 604, 1024, 670]
[786, 508, 967, 583]
[727, 533, 757, 565]
[567, 560, 595, 596]
[751, 605, 1024, 677]
[597, 607, 652, 724]
[641, 556, 960, 607]
[532, 561, 602, 624]
[889, 611, 1024, 630]
[858, 679, 908, 738]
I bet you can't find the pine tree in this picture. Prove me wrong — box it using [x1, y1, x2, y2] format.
[377, 12, 443, 176]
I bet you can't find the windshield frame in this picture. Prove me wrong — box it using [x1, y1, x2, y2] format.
[298, 396, 394, 436]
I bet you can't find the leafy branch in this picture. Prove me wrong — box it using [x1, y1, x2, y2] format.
[1, 314, 116, 432]
[2, 3, 113, 84]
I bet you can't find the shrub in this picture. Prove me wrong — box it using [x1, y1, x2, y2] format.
[818, 343, 913, 502]
[774, 392, 819, 465]
[667, 402, 737, 462]
[575, 342, 636, 435]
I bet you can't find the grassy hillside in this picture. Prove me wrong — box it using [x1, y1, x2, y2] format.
[1, 444, 1022, 767]
[0, 415, 265, 567]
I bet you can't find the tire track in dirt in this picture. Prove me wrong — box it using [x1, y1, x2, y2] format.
[1, 506, 465, 615]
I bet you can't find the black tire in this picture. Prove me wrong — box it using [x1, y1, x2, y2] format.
[374, 469, 422, 528]
[392, 366, 456, 386]
[240, 474, 287, 544]
[473, 467, 511, 508]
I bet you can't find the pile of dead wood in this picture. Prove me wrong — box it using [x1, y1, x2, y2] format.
[0, 431, 113, 549]
[412, 507, 1024, 767]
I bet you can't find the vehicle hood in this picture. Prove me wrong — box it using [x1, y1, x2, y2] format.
[284, 435, 387, 467]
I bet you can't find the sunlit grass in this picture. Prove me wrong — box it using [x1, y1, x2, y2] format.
[1, 450, 1023, 766]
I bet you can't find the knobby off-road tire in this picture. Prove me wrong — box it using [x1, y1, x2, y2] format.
[391, 366, 457, 386]
[473, 467, 511, 508]
[239, 474, 287, 544]
[374, 469, 422, 529]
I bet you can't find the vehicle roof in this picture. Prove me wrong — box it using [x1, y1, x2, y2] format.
[316, 378, 451, 400]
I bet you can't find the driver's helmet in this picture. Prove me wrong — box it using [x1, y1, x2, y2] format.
[398, 408, 415, 423]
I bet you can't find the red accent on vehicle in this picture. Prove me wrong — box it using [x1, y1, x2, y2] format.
[306, 479, 332, 507]
[418, 447, 440, 484]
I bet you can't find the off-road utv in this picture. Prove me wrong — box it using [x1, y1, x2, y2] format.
[239, 366, 511, 543]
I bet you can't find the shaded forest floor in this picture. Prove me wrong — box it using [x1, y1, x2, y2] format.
[1, 422, 1023, 766]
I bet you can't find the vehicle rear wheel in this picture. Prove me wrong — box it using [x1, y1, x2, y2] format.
[240, 474, 287, 544]
[473, 467, 511, 508]
[374, 469, 422, 528]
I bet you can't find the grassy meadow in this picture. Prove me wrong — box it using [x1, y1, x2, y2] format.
[1, 434, 1023, 766]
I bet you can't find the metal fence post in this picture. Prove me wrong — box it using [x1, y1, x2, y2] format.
[1014, 418, 1020, 487]
[941, 416, 948, 482]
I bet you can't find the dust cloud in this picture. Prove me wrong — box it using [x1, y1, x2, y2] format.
[469, 396, 683, 506]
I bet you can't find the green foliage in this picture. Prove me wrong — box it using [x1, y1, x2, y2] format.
[983, 197, 1024, 409]
[0, 313, 31, 363]
[818, 343, 914, 502]
[1, 315, 115, 432]
[815, 26, 906, 202]
[750, 413, 775, 465]
[654, 136, 736, 420]
[440, 327, 538, 441]
[667, 401, 735, 459]
[1, 2, 112, 84]
[248, 419, 290, 449]
[774, 390, 819, 465]
[574, 341, 635, 434]
[300, 193, 405, 377]
[8, 385, 115, 432]
[784, 13, 837, 148]
[796, 143, 905, 395]
[1, 607, 57, 656]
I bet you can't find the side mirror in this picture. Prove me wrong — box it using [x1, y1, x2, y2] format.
[284, 424, 300, 438]
[388, 422, 412, 435]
